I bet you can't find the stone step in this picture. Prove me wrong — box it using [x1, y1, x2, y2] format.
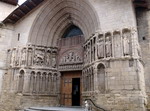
[25, 107, 85, 111]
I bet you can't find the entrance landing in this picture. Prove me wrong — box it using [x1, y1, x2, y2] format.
[25, 107, 84, 111]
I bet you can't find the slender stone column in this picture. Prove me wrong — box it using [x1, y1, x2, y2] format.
[93, 65, 98, 91]
[95, 34, 98, 61]
[45, 73, 48, 94]
[48, 73, 52, 94]
[120, 31, 124, 57]
[57, 72, 61, 94]
[32, 74, 37, 93]
[39, 73, 43, 94]
[90, 40, 92, 63]
[23, 71, 31, 94]
[82, 71, 85, 92]
[112, 31, 115, 58]
[51, 74, 54, 94]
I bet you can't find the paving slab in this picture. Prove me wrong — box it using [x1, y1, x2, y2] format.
[25, 107, 85, 111]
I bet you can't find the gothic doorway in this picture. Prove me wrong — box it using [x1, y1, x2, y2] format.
[60, 71, 82, 106]
[58, 25, 84, 106]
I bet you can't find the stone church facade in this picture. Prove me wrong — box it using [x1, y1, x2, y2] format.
[0, 0, 150, 111]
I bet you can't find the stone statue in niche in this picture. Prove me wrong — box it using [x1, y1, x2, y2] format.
[34, 49, 45, 66]
[123, 30, 130, 56]
[27, 48, 33, 66]
[84, 48, 87, 63]
[105, 34, 112, 57]
[97, 34, 104, 59]
[84, 48, 87, 64]
[15, 49, 20, 66]
[114, 32, 122, 57]
[11, 49, 16, 66]
[21, 48, 26, 66]
[52, 55, 56, 68]
[46, 51, 51, 66]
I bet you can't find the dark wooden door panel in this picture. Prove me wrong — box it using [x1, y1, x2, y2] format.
[61, 71, 82, 106]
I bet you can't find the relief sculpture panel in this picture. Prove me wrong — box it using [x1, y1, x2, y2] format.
[8, 45, 58, 68]
[33, 49, 45, 66]
[60, 51, 82, 65]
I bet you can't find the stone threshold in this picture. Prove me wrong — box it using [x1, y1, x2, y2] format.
[25, 107, 84, 111]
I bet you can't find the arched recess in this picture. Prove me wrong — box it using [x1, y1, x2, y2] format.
[18, 70, 25, 93]
[97, 63, 105, 93]
[28, 0, 100, 47]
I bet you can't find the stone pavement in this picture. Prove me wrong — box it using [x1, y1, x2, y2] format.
[25, 107, 85, 111]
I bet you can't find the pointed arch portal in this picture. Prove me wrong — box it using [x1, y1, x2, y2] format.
[28, 0, 100, 47]
[27, 0, 100, 107]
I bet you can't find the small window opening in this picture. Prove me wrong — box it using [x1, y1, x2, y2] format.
[63, 25, 83, 38]
[142, 36, 146, 40]
[18, 33, 20, 41]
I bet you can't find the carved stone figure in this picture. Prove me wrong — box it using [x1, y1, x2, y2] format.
[87, 45, 90, 63]
[97, 35, 104, 59]
[34, 50, 45, 66]
[105, 34, 112, 57]
[15, 49, 20, 66]
[114, 32, 122, 57]
[84, 48, 87, 63]
[123, 31, 130, 56]
[75, 53, 82, 62]
[52, 55, 56, 68]
[11, 49, 15, 66]
[46, 50, 51, 66]
[27, 48, 33, 66]
[21, 48, 26, 66]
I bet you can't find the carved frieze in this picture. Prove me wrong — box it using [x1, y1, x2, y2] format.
[83, 27, 135, 66]
[8, 45, 58, 68]
[59, 51, 83, 65]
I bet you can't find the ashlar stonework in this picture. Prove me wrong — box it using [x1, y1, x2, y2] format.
[0, 0, 149, 111]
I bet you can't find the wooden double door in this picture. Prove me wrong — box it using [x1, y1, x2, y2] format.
[61, 71, 82, 106]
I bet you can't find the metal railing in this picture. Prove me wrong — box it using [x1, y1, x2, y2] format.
[84, 99, 107, 111]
